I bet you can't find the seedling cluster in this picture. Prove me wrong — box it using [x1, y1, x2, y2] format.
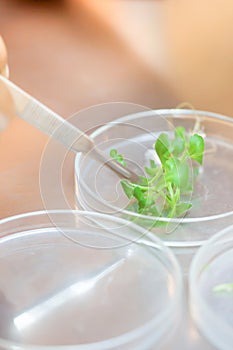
[110, 126, 205, 220]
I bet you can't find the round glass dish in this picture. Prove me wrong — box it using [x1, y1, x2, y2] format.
[0, 210, 182, 349]
[189, 224, 233, 350]
[75, 109, 233, 249]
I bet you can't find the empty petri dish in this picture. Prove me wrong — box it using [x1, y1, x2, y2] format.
[0, 210, 182, 349]
[189, 224, 233, 350]
[75, 109, 233, 250]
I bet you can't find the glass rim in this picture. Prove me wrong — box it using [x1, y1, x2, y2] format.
[0, 209, 183, 349]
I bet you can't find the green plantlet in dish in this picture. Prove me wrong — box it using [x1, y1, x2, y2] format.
[110, 149, 126, 167]
[213, 283, 233, 294]
[110, 127, 205, 221]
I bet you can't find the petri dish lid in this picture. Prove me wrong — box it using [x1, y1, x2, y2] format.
[75, 109, 233, 248]
[0, 210, 182, 349]
[189, 224, 233, 350]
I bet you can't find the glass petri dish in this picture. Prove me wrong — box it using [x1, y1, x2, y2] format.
[75, 109, 233, 250]
[189, 224, 233, 350]
[0, 210, 182, 349]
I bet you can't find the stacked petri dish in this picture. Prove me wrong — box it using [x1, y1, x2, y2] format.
[0, 210, 182, 350]
[190, 224, 233, 350]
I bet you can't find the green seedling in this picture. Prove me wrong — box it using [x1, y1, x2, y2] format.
[110, 126, 205, 222]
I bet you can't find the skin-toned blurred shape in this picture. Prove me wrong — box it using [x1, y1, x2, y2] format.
[0, 36, 8, 77]
[0, 36, 15, 129]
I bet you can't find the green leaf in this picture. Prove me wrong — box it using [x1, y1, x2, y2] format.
[138, 176, 149, 186]
[133, 187, 147, 209]
[144, 166, 158, 177]
[110, 149, 117, 158]
[175, 202, 192, 217]
[175, 126, 186, 140]
[213, 283, 233, 293]
[120, 180, 134, 199]
[178, 162, 190, 190]
[143, 155, 161, 181]
[173, 187, 180, 203]
[188, 134, 205, 165]
[150, 159, 157, 168]
[110, 149, 126, 166]
[164, 158, 180, 186]
[155, 133, 171, 165]
[164, 157, 190, 191]
[172, 127, 186, 156]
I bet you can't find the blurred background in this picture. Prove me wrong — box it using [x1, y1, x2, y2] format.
[0, 0, 233, 217]
[83, 0, 233, 116]
[1, 0, 178, 116]
[2, 0, 233, 116]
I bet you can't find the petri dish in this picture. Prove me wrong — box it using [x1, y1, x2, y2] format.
[0, 210, 182, 349]
[189, 224, 233, 350]
[75, 109, 233, 250]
